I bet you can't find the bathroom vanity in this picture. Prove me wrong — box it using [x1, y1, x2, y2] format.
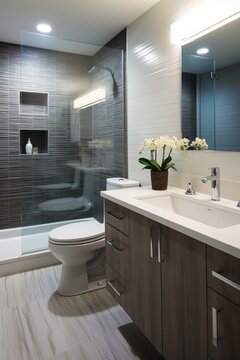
[102, 187, 240, 360]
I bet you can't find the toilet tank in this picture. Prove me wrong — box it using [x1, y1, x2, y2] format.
[106, 177, 139, 190]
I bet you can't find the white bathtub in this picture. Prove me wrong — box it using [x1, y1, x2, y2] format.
[0, 218, 89, 261]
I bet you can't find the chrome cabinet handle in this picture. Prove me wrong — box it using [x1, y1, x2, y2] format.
[157, 226, 164, 263]
[107, 280, 123, 297]
[212, 270, 240, 291]
[106, 239, 125, 251]
[150, 226, 154, 258]
[107, 211, 123, 221]
[212, 307, 218, 348]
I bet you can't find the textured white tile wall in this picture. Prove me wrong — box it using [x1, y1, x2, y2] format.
[127, 0, 240, 200]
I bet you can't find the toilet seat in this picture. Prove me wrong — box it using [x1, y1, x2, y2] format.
[49, 219, 105, 246]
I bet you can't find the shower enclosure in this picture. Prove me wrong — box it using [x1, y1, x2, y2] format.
[0, 31, 126, 261]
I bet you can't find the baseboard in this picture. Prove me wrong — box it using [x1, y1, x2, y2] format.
[0, 250, 60, 277]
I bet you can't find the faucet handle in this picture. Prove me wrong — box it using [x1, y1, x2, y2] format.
[237, 200, 240, 208]
[185, 182, 196, 195]
[210, 167, 220, 176]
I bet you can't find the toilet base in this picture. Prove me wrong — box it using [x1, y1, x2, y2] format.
[57, 262, 106, 296]
[57, 278, 106, 297]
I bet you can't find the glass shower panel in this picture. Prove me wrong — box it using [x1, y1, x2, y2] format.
[19, 32, 125, 254]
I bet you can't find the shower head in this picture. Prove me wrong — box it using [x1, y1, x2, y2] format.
[88, 65, 114, 77]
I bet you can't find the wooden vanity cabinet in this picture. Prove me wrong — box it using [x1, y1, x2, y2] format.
[130, 211, 207, 359]
[129, 211, 163, 353]
[104, 200, 208, 359]
[207, 246, 240, 360]
[104, 200, 240, 359]
[161, 226, 207, 360]
[105, 200, 133, 315]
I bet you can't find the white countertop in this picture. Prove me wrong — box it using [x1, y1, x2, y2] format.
[101, 186, 240, 259]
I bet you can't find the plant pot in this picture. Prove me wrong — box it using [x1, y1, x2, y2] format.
[151, 170, 168, 190]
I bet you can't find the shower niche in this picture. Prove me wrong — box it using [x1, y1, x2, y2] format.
[20, 130, 48, 155]
[19, 91, 49, 116]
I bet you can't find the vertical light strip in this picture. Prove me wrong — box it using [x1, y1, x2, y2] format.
[73, 88, 106, 109]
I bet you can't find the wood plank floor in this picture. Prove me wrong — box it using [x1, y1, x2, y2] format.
[0, 265, 162, 360]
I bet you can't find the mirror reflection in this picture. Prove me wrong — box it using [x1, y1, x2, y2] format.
[181, 17, 240, 151]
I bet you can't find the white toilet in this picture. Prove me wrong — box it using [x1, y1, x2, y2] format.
[48, 177, 139, 296]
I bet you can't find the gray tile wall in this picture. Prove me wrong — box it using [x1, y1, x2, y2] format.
[181, 72, 197, 141]
[91, 30, 127, 222]
[0, 30, 126, 229]
[0, 43, 92, 229]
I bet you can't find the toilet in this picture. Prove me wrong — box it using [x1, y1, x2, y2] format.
[48, 177, 139, 296]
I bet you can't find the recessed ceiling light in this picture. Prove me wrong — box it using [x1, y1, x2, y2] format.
[36, 23, 52, 33]
[196, 48, 209, 55]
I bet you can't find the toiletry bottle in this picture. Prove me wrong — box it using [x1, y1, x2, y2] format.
[25, 138, 33, 155]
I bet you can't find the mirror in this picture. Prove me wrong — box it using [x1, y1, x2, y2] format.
[181, 17, 240, 151]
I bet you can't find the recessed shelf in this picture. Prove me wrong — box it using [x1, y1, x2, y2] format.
[20, 130, 48, 155]
[19, 91, 49, 116]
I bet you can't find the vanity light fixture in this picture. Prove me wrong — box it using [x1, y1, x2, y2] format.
[171, 6, 240, 45]
[73, 89, 106, 110]
[196, 48, 209, 55]
[36, 23, 52, 33]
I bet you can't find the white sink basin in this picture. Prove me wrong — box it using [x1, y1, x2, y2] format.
[137, 194, 240, 228]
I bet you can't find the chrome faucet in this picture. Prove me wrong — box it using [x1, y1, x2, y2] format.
[202, 167, 220, 201]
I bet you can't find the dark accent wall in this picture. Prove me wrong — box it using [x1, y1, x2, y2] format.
[91, 30, 127, 222]
[0, 31, 127, 230]
[181, 72, 197, 141]
[198, 72, 215, 149]
[0, 43, 93, 229]
[200, 64, 240, 151]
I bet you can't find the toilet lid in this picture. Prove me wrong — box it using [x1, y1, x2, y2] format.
[48, 219, 105, 245]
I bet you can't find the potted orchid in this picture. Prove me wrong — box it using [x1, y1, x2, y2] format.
[138, 136, 183, 190]
[138, 135, 208, 190]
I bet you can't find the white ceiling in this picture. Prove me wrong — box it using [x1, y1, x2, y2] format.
[0, 0, 160, 46]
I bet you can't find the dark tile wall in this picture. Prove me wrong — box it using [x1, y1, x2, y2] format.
[91, 30, 127, 222]
[0, 31, 127, 230]
[0, 43, 92, 229]
[181, 72, 197, 141]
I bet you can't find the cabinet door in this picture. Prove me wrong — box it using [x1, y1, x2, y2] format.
[129, 211, 163, 354]
[208, 289, 240, 360]
[161, 226, 207, 360]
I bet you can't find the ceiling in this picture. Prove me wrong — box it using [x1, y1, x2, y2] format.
[0, 0, 160, 46]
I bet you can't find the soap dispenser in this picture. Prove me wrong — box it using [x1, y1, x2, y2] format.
[25, 138, 33, 155]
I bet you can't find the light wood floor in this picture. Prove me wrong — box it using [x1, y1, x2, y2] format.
[0, 265, 162, 360]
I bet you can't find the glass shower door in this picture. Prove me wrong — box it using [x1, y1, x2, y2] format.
[20, 31, 125, 254]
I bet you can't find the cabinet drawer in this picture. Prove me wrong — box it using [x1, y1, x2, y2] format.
[208, 288, 240, 360]
[105, 200, 129, 235]
[106, 264, 132, 315]
[105, 223, 129, 282]
[207, 246, 240, 307]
